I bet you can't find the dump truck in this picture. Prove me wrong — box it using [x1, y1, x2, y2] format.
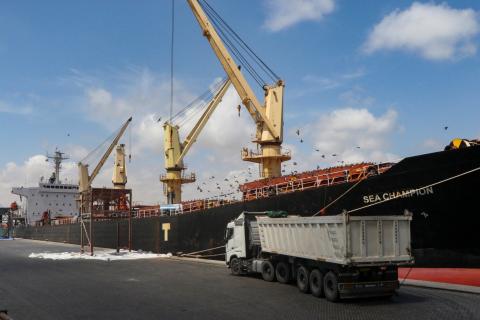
[225, 212, 413, 301]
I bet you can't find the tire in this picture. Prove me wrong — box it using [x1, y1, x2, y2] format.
[323, 271, 339, 302]
[275, 262, 291, 284]
[296, 265, 310, 293]
[230, 257, 242, 276]
[309, 269, 324, 297]
[261, 261, 276, 282]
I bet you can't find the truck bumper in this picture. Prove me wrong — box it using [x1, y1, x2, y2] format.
[338, 280, 399, 299]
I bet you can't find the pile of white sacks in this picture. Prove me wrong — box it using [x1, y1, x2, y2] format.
[29, 249, 172, 261]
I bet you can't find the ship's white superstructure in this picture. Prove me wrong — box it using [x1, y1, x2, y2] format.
[11, 150, 79, 225]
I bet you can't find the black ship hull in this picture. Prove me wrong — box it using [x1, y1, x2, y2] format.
[14, 145, 480, 267]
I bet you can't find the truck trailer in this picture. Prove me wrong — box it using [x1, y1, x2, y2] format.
[225, 212, 413, 301]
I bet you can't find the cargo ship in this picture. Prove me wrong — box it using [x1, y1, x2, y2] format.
[14, 140, 480, 270]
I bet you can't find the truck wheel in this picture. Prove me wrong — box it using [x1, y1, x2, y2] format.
[275, 262, 291, 284]
[309, 269, 324, 297]
[323, 271, 339, 302]
[230, 257, 242, 276]
[261, 261, 276, 282]
[296, 266, 310, 293]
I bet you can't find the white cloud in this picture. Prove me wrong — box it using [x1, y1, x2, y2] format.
[304, 108, 399, 166]
[294, 68, 366, 97]
[0, 100, 33, 115]
[422, 138, 443, 151]
[364, 2, 479, 60]
[263, 0, 335, 32]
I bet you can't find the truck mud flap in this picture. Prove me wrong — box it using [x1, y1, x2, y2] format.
[338, 280, 399, 299]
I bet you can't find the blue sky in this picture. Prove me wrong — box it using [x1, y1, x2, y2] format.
[1, 0, 479, 206]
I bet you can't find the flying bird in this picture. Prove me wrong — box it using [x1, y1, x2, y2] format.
[296, 129, 300, 136]
[300, 139, 303, 143]
[157, 117, 162, 123]
[444, 126, 448, 130]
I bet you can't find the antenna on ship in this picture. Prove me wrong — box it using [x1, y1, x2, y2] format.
[46, 149, 69, 184]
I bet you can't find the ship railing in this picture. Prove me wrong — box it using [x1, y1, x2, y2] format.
[243, 166, 378, 201]
[180, 198, 240, 214]
[137, 209, 161, 218]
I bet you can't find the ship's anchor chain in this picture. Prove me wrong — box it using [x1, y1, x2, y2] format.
[180, 245, 226, 259]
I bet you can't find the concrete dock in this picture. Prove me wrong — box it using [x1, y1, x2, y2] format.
[1, 239, 479, 320]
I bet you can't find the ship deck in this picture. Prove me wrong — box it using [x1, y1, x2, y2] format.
[1, 239, 479, 320]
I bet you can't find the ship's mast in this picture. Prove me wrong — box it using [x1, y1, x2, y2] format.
[46, 149, 69, 184]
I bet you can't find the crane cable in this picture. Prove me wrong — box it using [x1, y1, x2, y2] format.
[202, 3, 266, 87]
[80, 125, 123, 165]
[174, 77, 229, 128]
[201, 0, 280, 83]
[171, 77, 226, 122]
[201, 0, 280, 81]
[199, 0, 280, 88]
[169, 0, 175, 122]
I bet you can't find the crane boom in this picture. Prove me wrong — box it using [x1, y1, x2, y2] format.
[177, 78, 231, 164]
[187, 0, 279, 140]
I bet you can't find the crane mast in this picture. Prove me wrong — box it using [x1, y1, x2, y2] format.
[187, 0, 290, 178]
[161, 79, 231, 204]
[112, 144, 127, 189]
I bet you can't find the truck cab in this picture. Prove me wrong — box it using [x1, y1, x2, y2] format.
[225, 213, 247, 265]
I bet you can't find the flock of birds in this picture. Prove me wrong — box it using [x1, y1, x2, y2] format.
[190, 125, 451, 200]
[191, 127, 356, 199]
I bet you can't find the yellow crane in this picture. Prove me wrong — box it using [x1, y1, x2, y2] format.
[112, 144, 127, 189]
[78, 117, 132, 195]
[187, 0, 290, 178]
[161, 79, 231, 204]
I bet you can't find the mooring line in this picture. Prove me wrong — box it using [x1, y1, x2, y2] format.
[312, 177, 365, 216]
[180, 245, 226, 257]
[345, 165, 480, 214]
